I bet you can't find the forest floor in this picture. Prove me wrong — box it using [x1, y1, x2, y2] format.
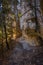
[0, 40, 43, 65]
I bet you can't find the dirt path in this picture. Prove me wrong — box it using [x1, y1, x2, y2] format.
[0, 41, 43, 65]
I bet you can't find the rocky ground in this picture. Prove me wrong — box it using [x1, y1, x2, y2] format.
[0, 39, 43, 65]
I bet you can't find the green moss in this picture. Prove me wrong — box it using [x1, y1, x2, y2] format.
[18, 13, 22, 18]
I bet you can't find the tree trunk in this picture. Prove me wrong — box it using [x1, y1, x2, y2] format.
[34, 0, 40, 32]
[15, 6, 20, 38]
[2, 13, 9, 49]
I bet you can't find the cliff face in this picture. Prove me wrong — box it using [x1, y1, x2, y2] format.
[19, 0, 36, 30]
[17, 0, 43, 46]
